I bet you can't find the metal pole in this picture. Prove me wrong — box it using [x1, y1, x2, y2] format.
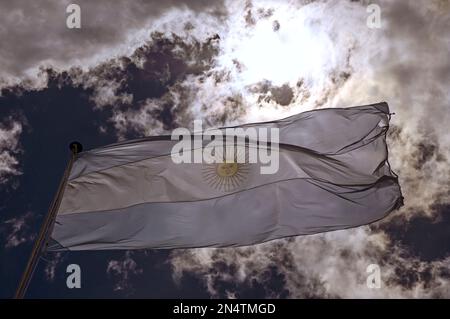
[14, 141, 83, 299]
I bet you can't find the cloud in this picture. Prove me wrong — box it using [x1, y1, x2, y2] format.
[43, 252, 65, 282]
[0, 119, 23, 185]
[104, 0, 449, 217]
[0, 0, 226, 82]
[330, 0, 450, 216]
[170, 227, 450, 298]
[106, 251, 143, 292]
[2, 212, 35, 248]
[165, 0, 450, 298]
[0, 0, 448, 298]
[80, 31, 222, 138]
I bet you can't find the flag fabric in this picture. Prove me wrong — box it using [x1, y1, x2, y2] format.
[48, 102, 403, 251]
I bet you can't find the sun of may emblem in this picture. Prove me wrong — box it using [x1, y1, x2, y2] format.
[202, 148, 250, 192]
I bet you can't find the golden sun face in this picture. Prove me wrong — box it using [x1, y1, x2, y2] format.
[216, 162, 239, 177]
[202, 148, 250, 192]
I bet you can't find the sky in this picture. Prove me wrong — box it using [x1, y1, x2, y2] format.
[0, 0, 449, 298]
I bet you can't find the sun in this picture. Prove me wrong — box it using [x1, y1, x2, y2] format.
[202, 147, 250, 192]
[218, 5, 333, 87]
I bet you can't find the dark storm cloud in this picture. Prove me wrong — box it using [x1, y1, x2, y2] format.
[0, 0, 226, 78]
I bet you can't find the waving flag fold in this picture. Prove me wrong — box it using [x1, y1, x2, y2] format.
[48, 102, 403, 251]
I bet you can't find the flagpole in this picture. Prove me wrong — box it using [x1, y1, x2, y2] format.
[14, 141, 83, 299]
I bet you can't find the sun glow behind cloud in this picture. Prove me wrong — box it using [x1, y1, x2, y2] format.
[219, 6, 335, 87]
[190, 1, 362, 123]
